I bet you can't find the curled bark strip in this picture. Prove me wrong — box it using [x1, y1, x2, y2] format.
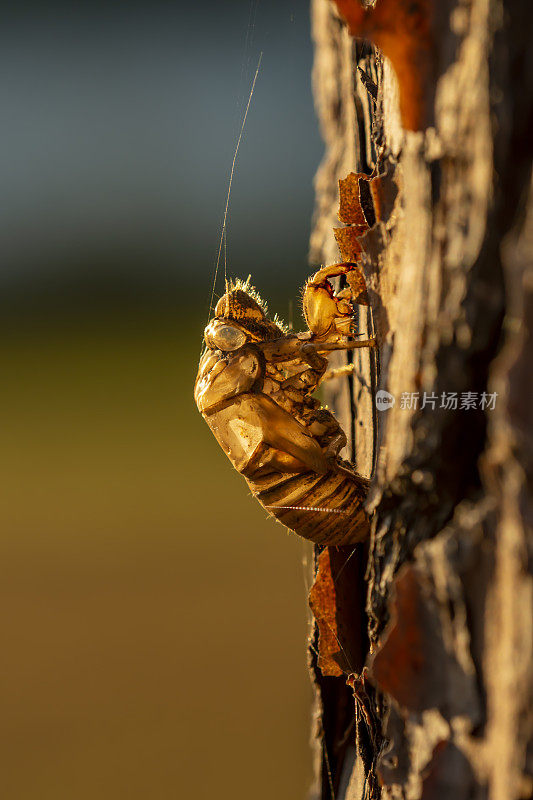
[333, 225, 364, 262]
[309, 548, 345, 677]
[338, 172, 372, 226]
[334, 167, 399, 265]
[309, 546, 368, 677]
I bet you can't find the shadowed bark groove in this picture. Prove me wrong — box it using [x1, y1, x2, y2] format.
[308, 0, 533, 798]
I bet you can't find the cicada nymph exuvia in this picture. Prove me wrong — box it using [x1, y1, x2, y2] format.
[194, 263, 376, 546]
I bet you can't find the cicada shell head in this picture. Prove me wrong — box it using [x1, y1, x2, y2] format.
[212, 278, 285, 343]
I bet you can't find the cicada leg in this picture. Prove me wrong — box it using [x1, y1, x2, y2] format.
[303, 261, 369, 341]
[319, 363, 356, 384]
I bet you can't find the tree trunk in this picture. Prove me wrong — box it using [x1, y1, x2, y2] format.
[308, 1, 533, 798]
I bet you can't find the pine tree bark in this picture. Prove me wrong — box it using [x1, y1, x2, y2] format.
[308, 1, 533, 798]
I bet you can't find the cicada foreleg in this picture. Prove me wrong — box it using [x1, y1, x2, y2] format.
[303, 261, 371, 342]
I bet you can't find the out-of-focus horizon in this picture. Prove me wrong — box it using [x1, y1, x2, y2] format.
[1, 1, 323, 798]
[1, 0, 322, 315]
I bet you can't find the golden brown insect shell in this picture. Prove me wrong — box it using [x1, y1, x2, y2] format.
[194, 268, 375, 546]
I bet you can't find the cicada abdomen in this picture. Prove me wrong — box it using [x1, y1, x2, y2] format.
[250, 469, 370, 546]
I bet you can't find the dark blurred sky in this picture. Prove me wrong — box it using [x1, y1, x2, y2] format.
[0, 0, 323, 309]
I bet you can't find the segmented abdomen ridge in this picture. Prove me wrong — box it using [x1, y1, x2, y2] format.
[248, 468, 369, 545]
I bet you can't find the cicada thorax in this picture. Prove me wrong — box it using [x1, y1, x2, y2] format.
[194, 276, 373, 546]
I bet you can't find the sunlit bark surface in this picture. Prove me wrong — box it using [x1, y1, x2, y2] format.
[309, 0, 533, 797]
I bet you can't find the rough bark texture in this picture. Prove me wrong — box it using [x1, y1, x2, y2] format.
[308, 1, 533, 798]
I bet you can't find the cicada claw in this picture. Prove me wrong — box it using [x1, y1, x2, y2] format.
[303, 262, 369, 341]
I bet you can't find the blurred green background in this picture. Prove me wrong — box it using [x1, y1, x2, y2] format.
[1, 1, 323, 798]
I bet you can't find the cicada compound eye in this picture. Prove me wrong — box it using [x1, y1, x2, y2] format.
[205, 320, 247, 352]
